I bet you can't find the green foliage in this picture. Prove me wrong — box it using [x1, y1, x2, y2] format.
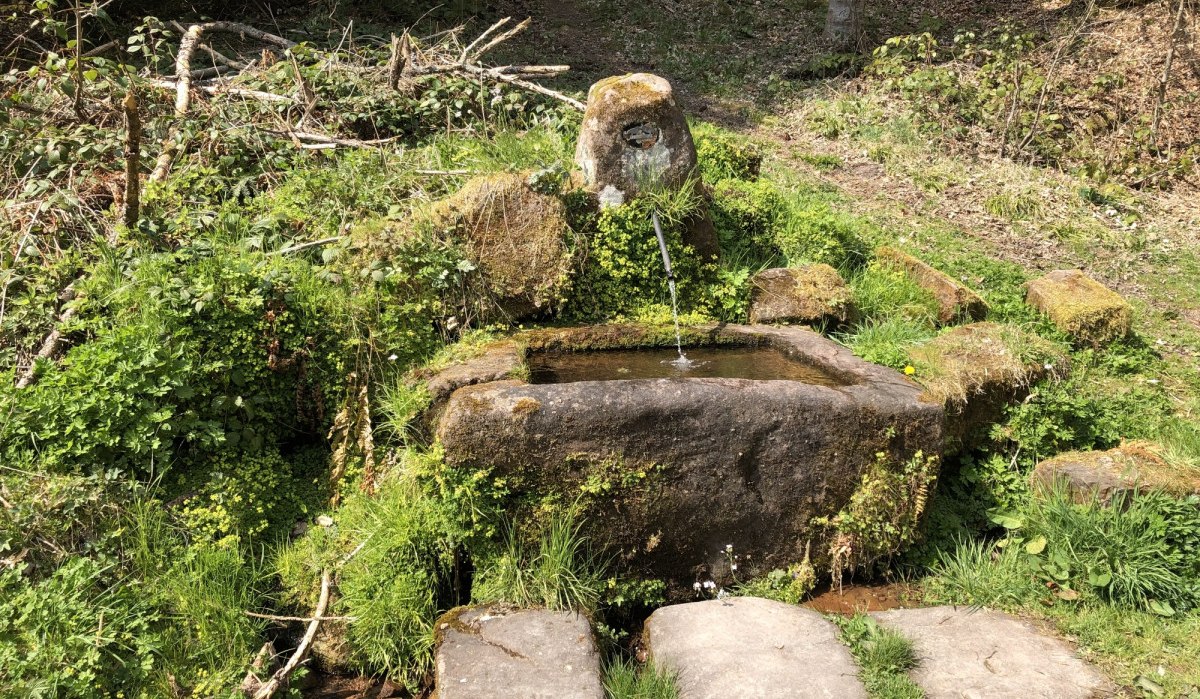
[563, 188, 713, 321]
[275, 448, 471, 688]
[175, 447, 329, 548]
[709, 178, 784, 268]
[0, 557, 159, 698]
[839, 317, 938, 369]
[995, 369, 1170, 469]
[0, 472, 124, 576]
[473, 508, 605, 613]
[774, 194, 870, 268]
[927, 486, 1200, 614]
[849, 262, 940, 324]
[604, 657, 680, 699]
[816, 451, 939, 576]
[691, 121, 763, 183]
[1008, 487, 1200, 612]
[737, 557, 817, 604]
[834, 614, 924, 699]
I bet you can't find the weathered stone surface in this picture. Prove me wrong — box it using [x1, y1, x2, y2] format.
[1031, 441, 1200, 503]
[748, 265, 856, 326]
[872, 606, 1116, 699]
[908, 322, 1066, 454]
[435, 605, 603, 699]
[645, 597, 867, 699]
[1026, 270, 1132, 346]
[575, 73, 698, 204]
[425, 342, 523, 406]
[435, 324, 942, 593]
[876, 246, 988, 324]
[433, 172, 572, 320]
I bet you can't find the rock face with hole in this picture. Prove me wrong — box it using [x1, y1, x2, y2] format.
[908, 322, 1066, 454]
[1025, 270, 1132, 346]
[748, 265, 856, 326]
[1031, 441, 1200, 503]
[433, 324, 942, 595]
[435, 605, 604, 699]
[575, 73, 699, 205]
[645, 597, 868, 699]
[872, 606, 1116, 699]
[876, 246, 988, 324]
[432, 172, 573, 320]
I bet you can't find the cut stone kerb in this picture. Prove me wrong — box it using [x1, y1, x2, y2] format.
[575, 73, 699, 206]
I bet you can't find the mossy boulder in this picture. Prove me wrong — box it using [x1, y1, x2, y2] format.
[432, 173, 573, 320]
[575, 73, 698, 203]
[1025, 270, 1132, 346]
[875, 246, 988, 324]
[909, 322, 1067, 454]
[748, 265, 856, 326]
[1031, 442, 1200, 503]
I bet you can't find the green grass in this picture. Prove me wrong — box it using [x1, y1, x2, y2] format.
[472, 508, 606, 613]
[604, 657, 680, 699]
[834, 614, 924, 699]
[838, 317, 937, 369]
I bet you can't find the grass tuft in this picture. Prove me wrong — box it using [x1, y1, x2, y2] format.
[603, 657, 680, 699]
[834, 613, 924, 699]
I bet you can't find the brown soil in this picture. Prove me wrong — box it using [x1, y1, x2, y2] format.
[804, 581, 919, 615]
[300, 673, 408, 699]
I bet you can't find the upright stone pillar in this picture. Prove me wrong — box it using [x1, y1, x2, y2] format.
[575, 73, 699, 207]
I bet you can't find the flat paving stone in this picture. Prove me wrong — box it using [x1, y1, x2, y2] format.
[645, 596, 868, 699]
[872, 606, 1117, 699]
[435, 605, 603, 699]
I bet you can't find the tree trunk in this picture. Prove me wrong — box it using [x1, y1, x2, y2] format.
[825, 0, 859, 49]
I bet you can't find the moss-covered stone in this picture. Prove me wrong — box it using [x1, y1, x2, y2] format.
[748, 265, 856, 326]
[909, 322, 1067, 454]
[575, 73, 698, 202]
[1031, 441, 1200, 503]
[1025, 269, 1132, 346]
[875, 246, 988, 324]
[431, 172, 574, 321]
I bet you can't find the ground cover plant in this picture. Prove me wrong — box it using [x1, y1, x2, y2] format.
[2, 0, 1200, 696]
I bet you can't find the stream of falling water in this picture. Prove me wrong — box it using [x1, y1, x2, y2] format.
[651, 210, 693, 369]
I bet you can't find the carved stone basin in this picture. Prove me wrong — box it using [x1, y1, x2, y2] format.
[426, 324, 942, 594]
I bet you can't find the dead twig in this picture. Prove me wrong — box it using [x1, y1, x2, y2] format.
[246, 569, 331, 699]
[1151, 0, 1189, 143]
[244, 611, 356, 622]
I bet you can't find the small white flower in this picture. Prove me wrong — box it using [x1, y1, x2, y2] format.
[731, 563, 738, 571]
[725, 544, 733, 553]
[1156, 339, 1166, 346]
[717, 588, 729, 600]
[1044, 363, 1054, 371]
[1148, 379, 1160, 385]
[692, 581, 702, 592]
[387, 353, 399, 361]
[703, 580, 716, 590]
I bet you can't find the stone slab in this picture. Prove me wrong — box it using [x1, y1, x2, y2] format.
[876, 246, 988, 324]
[749, 265, 856, 326]
[435, 605, 603, 699]
[872, 606, 1116, 699]
[645, 597, 868, 699]
[1025, 269, 1132, 346]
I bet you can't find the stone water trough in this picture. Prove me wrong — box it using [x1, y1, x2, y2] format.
[426, 324, 941, 594]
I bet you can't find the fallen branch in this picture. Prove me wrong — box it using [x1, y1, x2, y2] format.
[1151, 0, 1188, 143]
[150, 79, 293, 104]
[247, 569, 331, 699]
[268, 236, 342, 255]
[15, 278, 83, 389]
[244, 611, 356, 622]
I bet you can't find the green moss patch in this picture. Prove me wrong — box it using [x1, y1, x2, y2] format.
[1025, 270, 1132, 347]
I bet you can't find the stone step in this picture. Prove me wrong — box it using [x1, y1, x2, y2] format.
[435, 604, 604, 699]
[872, 606, 1117, 699]
[645, 596, 868, 699]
